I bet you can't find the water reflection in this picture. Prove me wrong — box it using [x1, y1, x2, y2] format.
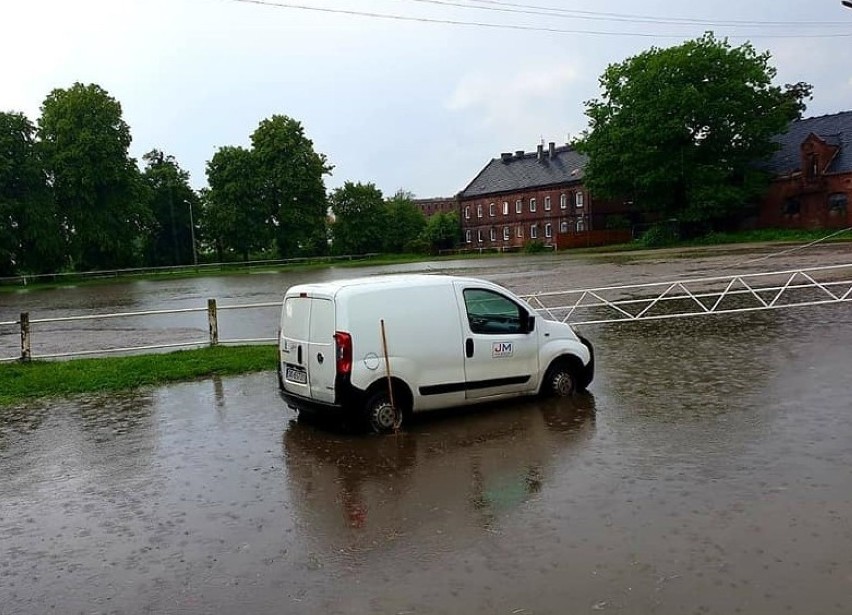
[282, 394, 596, 555]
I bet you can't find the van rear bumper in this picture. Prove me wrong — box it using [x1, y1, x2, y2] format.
[278, 376, 365, 416]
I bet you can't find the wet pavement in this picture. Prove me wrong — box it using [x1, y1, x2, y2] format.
[2, 289, 852, 613]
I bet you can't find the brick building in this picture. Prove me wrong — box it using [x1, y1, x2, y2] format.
[760, 111, 852, 229]
[412, 197, 458, 219]
[458, 142, 631, 250]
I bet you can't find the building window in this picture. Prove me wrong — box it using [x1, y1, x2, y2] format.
[806, 154, 819, 181]
[544, 196, 551, 211]
[503, 226, 510, 241]
[464, 205, 470, 219]
[489, 202, 495, 217]
[515, 199, 522, 213]
[530, 224, 538, 239]
[502, 201, 509, 215]
[783, 198, 801, 216]
[516, 226, 524, 238]
[465, 230, 472, 243]
[477, 230, 484, 243]
[545, 223, 552, 238]
[576, 217, 586, 232]
[828, 193, 848, 213]
[576, 191, 584, 208]
[490, 227, 497, 242]
[560, 220, 569, 233]
[477, 204, 483, 218]
[560, 193, 567, 209]
[530, 198, 537, 213]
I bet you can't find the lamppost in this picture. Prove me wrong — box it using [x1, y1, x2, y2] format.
[187, 199, 198, 267]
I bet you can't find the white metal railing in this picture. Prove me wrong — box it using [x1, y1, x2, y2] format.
[0, 299, 280, 363]
[3, 263, 851, 362]
[520, 263, 852, 325]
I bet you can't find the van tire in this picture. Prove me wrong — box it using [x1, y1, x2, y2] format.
[544, 361, 577, 397]
[365, 391, 403, 434]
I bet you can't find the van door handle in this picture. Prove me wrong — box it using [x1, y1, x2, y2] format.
[465, 338, 474, 358]
[297, 345, 303, 365]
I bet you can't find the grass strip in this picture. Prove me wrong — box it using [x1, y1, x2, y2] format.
[0, 345, 277, 407]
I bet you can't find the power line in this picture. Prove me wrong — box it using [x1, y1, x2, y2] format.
[229, 0, 852, 38]
[455, 0, 852, 28]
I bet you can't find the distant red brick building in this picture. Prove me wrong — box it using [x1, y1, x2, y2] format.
[759, 111, 852, 229]
[412, 197, 458, 219]
[459, 142, 632, 250]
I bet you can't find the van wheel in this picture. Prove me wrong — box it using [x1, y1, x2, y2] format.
[365, 391, 403, 434]
[545, 362, 576, 397]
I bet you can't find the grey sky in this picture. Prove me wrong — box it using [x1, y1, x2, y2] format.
[2, 0, 851, 197]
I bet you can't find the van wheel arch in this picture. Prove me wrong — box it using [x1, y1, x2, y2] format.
[363, 378, 413, 433]
[541, 355, 585, 397]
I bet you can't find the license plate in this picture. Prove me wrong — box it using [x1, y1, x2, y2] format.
[285, 366, 307, 385]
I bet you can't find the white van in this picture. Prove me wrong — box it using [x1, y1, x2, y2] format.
[277, 274, 593, 432]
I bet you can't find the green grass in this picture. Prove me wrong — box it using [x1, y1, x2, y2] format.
[0, 345, 277, 407]
[682, 228, 852, 246]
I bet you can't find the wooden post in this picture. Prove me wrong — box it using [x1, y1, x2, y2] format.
[20, 312, 31, 362]
[380, 319, 397, 412]
[207, 299, 219, 346]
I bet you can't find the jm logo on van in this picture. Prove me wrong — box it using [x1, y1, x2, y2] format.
[492, 341, 514, 358]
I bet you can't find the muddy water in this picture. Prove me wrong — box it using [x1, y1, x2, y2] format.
[2, 299, 852, 614]
[3, 243, 852, 359]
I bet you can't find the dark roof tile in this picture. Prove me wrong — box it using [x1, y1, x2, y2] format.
[765, 110, 852, 175]
[460, 146, 587, 199]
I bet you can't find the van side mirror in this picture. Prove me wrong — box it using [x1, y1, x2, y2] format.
[526, 315, 536, 333]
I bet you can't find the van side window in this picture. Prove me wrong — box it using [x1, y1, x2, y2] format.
[463, 289, 525, 335]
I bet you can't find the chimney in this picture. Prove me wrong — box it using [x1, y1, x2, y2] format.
[548, 142, 556, 158]
[537, 144, 544, 160]
[515, 150, 524, 159]
[500, 152, 512, 162]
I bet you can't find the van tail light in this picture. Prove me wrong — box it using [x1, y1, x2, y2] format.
[334, 331, 352, 375]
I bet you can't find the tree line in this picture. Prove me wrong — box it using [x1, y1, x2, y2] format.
[1, 83, 458, 277]
[2, 35, 815, 276]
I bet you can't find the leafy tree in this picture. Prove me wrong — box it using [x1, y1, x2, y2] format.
[141, 150, 199, 266]
[204, 146, 268, 261]
[0, 112, 62, 275]
[384, 190, 426, 253]
[38, 83, 146, 269]
[250, 115, 332, 258]
[577, 34, 812, 226]
[422, 211, 460, 252]
[329, 181, 388, 255]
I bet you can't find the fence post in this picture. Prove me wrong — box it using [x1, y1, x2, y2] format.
[20, 312, 31, 362]
[207, 299, 219, 347]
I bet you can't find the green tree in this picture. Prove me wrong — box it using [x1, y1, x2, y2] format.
[329, 181, 388, 255]
[38, 83, 146, 269]
[577, 34, 812, 226]
[204, 146, 268, 262]
[423, 211, 460, 252]
[384, 190, 426, 253]
[0, 111, 63, 275]
[141, 150, 199, 266]
[250, 115, 332, 258]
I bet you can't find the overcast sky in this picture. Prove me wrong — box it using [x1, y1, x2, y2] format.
[2, 0, 851, 197]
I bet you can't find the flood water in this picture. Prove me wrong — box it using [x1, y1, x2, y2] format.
[3, 243, 852, 359]
[2, 264, 852, 613]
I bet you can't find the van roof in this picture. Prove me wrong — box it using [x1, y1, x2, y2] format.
[284, 274, 490, 298]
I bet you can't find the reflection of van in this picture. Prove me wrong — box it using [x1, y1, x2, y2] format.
[278, 274, 593, 432]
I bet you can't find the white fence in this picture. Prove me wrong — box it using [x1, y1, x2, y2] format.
[3, 263, 851, 363]
[520, 263, 852, 325]
[0, 299, 279, 363]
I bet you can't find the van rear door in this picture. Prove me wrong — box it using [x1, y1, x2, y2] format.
[280, 295, 336, 404]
